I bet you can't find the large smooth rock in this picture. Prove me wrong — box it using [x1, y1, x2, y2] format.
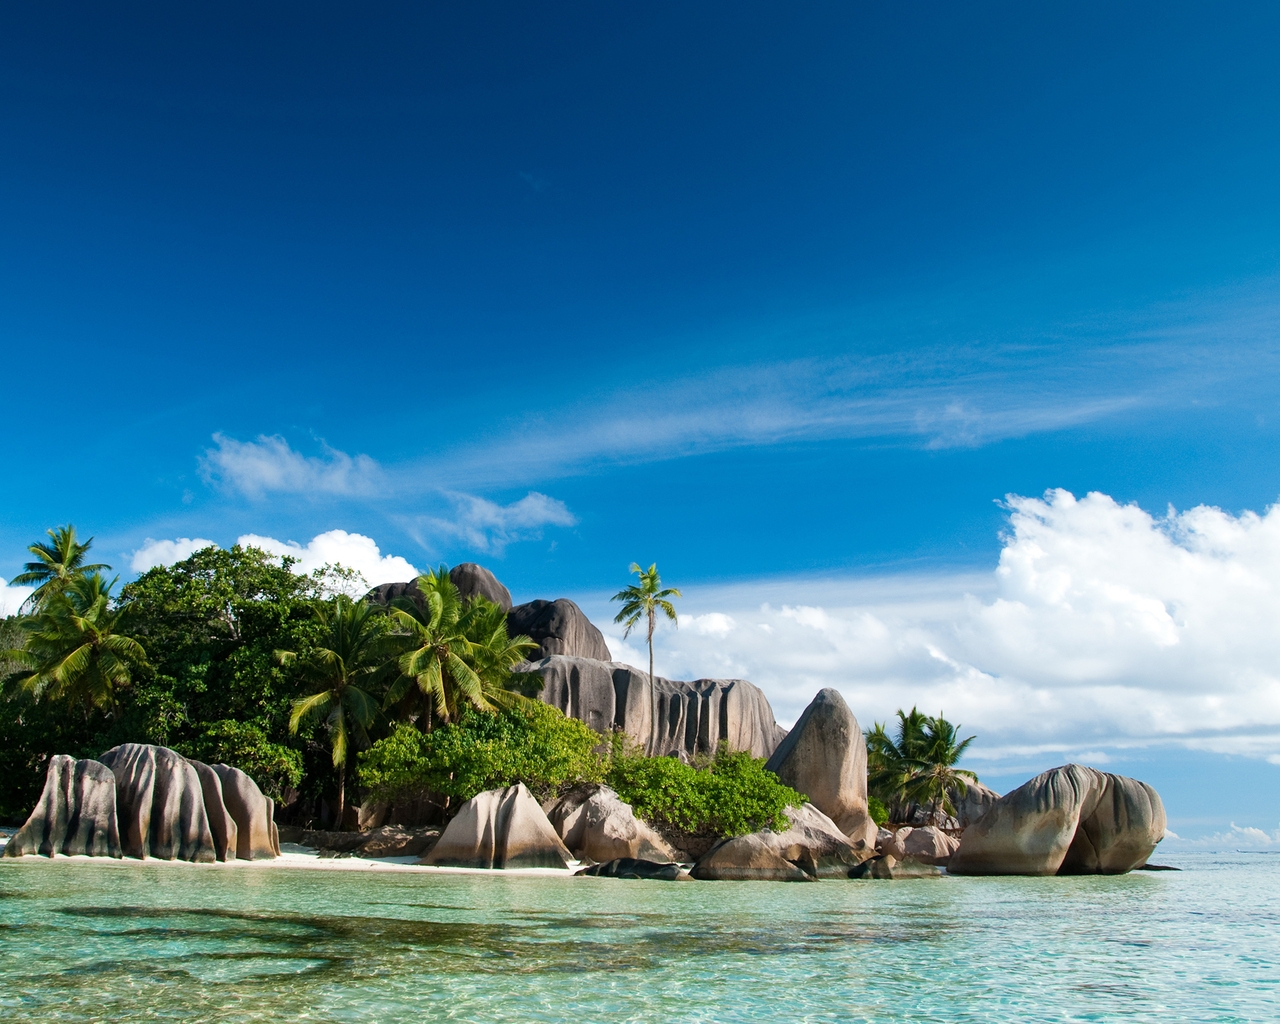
[212, 763, 280, 859]
[531, 655, 787, 759]
[576, 858, 690, 880]
[877, 825, 959, 866]
[852, 854, 943, 879]
[545, 784, 678, 863]
[189, 759, 238, 861]
[365, 563, 512, 612]
[691, 832, 814, 881]
[424, 784, 572, 869]
[952, 780, 1002, 828]
[508, 599, 612, 661]
[4, 755, 121, 859]
[949, 765, 1165, 876]
[765, 689, 870, 839]
[99, 744, 217, 862]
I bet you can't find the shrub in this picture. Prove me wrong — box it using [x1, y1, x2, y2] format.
[868, 794, 889, 827]
[174, 719, 304, 801]
[606, 743, 805, 838]
[358, 702, 604, 805]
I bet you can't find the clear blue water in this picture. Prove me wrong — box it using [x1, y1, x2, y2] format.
[0, 851, 1275, 1022]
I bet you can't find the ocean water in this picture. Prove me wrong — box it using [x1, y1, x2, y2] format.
[0, 850, 1275, 1023]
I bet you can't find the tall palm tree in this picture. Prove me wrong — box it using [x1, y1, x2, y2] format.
[611, 562, 681, 685]
[278, 595, 396, 824]
[866, 708, 977, 824]
[11, 524, 109, 612]
[2, 573, 147, 715]
[384, 567, 537, 727]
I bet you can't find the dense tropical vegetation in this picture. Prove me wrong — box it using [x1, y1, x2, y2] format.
[0, 527, 804, 841]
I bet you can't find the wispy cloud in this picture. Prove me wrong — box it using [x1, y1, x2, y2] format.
[200, 433, 384, 498]
[406, 491, 577, 555]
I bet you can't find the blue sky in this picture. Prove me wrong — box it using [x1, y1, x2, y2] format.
[3, 3, 1280, 840]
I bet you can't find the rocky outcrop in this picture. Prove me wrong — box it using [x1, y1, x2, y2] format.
[545, 784, 679, 863]
[765, 689, 871, 841]
[212, 763, 280, 860]
[424, 784, 573, 869]
[4, 755, 121, 859]
[100, 744, 218, 862]
[853, 854, 943, 879]
[576, 858, 690, 880]
[876, 825, 959, 866]
[189, 759, 238, 861]
[277, 825, 441, 859]
[691, 803, 874, 881]
[366, 563, 512, 611]
[948, 765, 1165, 876]
[531, 655, 787, 759]
[508, 599, 612, 661]
[952, 780, 1001, 828]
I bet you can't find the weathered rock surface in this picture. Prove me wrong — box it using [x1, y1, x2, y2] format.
[949, 765, 1165, 876]
[853, 854, 944, 879]
[953, 780, 1002, 827]
[100, 744, 217, 862]
[690, 803, 873, 881]
[189, 759, 238, 861]
[876, 825, 959, 866]
[545, 784, 678, 863]
[365, 563, 512, 612]
[278, 825, 441, 858]
[212, 763, 280, 859]
[691, 832, 815, 881]
[508, 599, 612, 661]
[424, 784, 572, 869]
[531, 655, 787, 759]
[4, 755, 121, 859]
[765, 688, 870, 839]
[576, 858, 690, 880]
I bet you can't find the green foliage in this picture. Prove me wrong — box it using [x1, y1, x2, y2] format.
[611, 562, 681, 682]
[11, 524, 109, 612]
[359, 703, 604, 805]
[606, 742, 805, 838]
[868, 794, 889, 828]
[173, 720, 304, 802]
[866, 707, 977, 820]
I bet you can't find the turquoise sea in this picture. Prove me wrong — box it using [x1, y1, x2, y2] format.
[0, 850, 1275, 1023]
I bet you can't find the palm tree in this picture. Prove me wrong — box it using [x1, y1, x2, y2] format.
[11, 524, 109, 612]
[384, 567, 537, 727]
[866, 708, 977, 824]
[278, 595, 396, 824]
[611, 562, 681, 685]
[2, 573, 147, 715]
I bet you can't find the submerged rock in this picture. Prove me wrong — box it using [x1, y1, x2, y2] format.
[531, 654, 787, 759]
[4, 755, 121, 859]
[853, 854, 943, 879]
[508, 599, 612, 661]
[764, 689, 872, 841]
[545, 784, 678, 863]
[691, 832, 814, 881]
[100, 743, 217, 862]
[576, 858, 690, 880]
[424, 784, 572, 869]
[948, 765, 1166, 876]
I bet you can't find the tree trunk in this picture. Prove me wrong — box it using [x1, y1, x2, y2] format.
[647, 607, 656, 683]
[336, 763, 346, 829]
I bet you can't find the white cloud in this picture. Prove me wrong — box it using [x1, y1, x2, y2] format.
[0, 579, 34, 617]
[587, 488, 1280, 763]
[414, 491, 577, 554]
[1165, 823, 1280, 850]
[130, 537, 218, 573]
[200, 433, 383, 498]
[237, 530, 419, 588]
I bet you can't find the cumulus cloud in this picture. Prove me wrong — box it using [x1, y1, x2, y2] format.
[592, 488, 1280, 764]
[130, 537, 218, 573]
[0, 579, 34, 617]
[237, 530, 419, 588]
[200, 434, 383, 497]
[415, 491, 578, 554]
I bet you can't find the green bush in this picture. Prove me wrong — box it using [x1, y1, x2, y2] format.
[606, 743, 805, 838]
[868, 794, 889, 827]
[358, 702, 604, 805]
[174, 719, 304, 802]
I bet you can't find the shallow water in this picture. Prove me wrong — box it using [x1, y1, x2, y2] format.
[0, 850, 1275, 1023]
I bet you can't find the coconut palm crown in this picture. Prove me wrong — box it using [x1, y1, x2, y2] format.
[11, 524, 110, 612]
[866, 707, 978, 824]
[611, 562, 681, 685]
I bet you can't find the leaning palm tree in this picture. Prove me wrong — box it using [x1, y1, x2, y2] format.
[11, 524, 109, 612]
[278, 595, 397, 825]
[385, 567, 537, 727]
[611, 562, 681, 685]
[2, 573, 147, 715]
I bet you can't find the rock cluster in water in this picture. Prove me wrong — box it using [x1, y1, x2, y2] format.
[5, 743, 280, 862]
